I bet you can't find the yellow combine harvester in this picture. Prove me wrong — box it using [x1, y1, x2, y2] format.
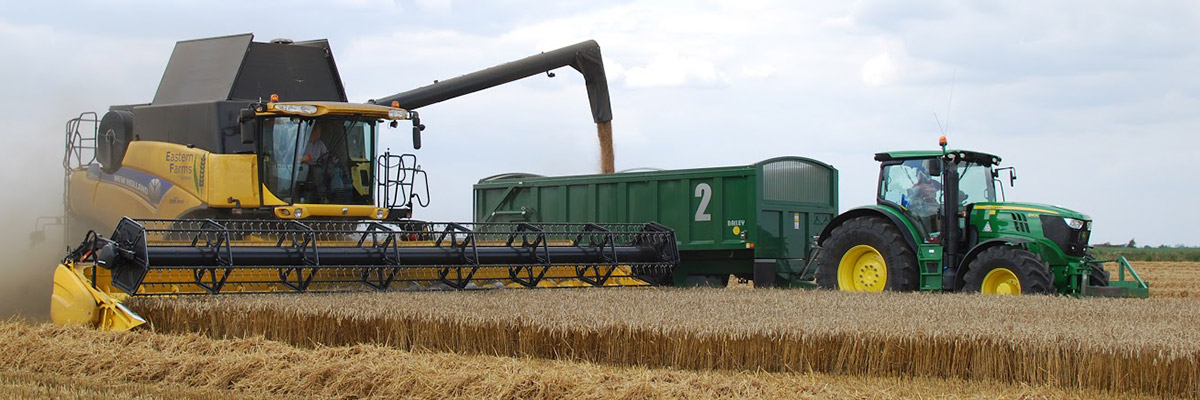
[47, 34, 676, 331]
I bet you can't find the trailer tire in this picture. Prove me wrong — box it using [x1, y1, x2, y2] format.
[963, 246, 1053, 295]
[97, 110, 134, 174]
[684, 274, 728, 288]
[816, 216, 918, 292]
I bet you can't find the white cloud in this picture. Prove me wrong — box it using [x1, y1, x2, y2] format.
[0, 0, 1197, 247]
[624, 53, 728, 88]
[861, 52, 896, 87]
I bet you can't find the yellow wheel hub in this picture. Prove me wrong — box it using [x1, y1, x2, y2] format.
[837, 245, 887, 292]
[981, 268, 1021, 295]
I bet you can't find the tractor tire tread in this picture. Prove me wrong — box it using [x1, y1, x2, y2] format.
[815, 216, 918, 291]
[963, 245, 1054, 294]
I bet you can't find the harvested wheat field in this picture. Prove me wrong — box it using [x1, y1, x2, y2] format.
[127, 286, 1200, 398]
[0, 319, 1155, 400]
[1108, 261, 1200, 298]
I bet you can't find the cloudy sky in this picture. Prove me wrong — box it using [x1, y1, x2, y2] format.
[2, 0, 1198, 247]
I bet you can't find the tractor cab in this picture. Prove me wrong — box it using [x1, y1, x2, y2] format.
[874, 149, 1001, 243]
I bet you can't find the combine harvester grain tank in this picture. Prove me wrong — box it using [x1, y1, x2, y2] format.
[46, 34, 677, 331]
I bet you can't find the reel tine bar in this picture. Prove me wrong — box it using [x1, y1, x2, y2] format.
[74, 218, 678, 296]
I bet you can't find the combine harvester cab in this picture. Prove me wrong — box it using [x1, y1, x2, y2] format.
[47, 34, 678, 331]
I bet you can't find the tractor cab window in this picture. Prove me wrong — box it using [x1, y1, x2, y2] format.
[260, 117, 376, 205]
[880, 159, 943, 217]
[957, 162, 996, 205]
[880, 159, 944, 240]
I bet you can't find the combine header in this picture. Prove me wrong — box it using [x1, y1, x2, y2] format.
[44, 33, 678, 331]
[54, 218, 676, 330]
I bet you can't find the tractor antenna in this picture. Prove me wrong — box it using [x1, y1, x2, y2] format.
[932, 68, 957, 136]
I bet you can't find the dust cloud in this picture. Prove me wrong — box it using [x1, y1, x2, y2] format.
[0, 117, 81, 320]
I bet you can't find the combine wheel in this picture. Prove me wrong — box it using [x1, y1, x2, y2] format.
[816, 216, 917, 292]
[963, 246, 1053, 295]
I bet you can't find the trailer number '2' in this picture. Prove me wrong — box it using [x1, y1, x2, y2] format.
[694, 183, 712, 221]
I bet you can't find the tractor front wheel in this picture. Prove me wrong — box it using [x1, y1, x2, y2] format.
[963, 246, 1053, 295]
[816, 216, 918, 292]
[1084, 252, 1110, 287]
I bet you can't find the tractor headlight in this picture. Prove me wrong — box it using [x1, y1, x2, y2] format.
[387, 109, 409, 120]
[275, 104, 318, 115]
[1064, 217, 1085, 230]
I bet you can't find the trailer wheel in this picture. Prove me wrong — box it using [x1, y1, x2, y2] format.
[684, 274, 728, 288]
[816, 216, 918, 292]
[963, 246, 1053, 295]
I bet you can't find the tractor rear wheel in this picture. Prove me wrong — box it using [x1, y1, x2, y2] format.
[963, 246, 1053, 295]
[816, 216, 918, 292]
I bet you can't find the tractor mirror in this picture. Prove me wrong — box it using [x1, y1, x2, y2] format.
[994, 167, 1017, 187]
[239, 109, 258, 144]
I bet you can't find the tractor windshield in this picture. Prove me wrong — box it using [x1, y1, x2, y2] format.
[957, 161, 996, 204]
[879, 158, 997, 242]
[260, 117, 376, 205]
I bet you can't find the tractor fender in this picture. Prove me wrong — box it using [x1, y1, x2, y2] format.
[954, 237, 1034, 290]
[819, 207, 920, 255]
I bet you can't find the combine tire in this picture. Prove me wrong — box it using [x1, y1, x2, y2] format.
[963, 246, 1053, 295]
[816, 216, 918, 292]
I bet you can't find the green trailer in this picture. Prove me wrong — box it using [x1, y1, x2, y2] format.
[473, 157, 838, 287]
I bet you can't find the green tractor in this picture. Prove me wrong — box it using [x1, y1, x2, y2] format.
[815, 138, 1149, 297]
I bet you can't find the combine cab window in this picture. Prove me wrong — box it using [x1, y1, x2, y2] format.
[261, 118, 304, 203]
[260, 117, 376, 205]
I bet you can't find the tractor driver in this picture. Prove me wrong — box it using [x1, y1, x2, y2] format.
[905, 160, 942, 218]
